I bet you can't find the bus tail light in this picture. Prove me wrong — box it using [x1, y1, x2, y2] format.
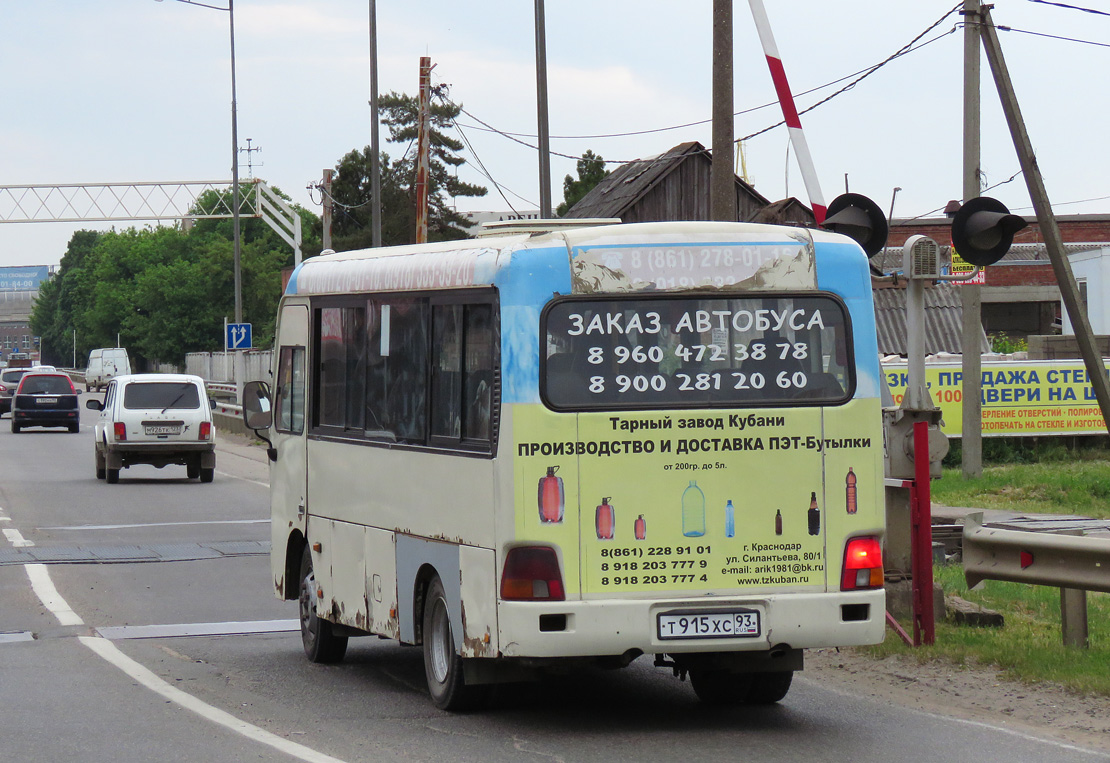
[500, 547, 565, 601]
[114, 422, 127, 441]
[841, 536, 883, 591]
[199, 421, 212, 440]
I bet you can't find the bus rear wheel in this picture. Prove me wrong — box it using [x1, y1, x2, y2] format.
[422, 575, 487, 711]
[689, 670, 753, 705]
[746, 670, 793, 704]
[299, 546, 348, 663]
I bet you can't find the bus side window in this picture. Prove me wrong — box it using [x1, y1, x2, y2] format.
[275, 346, 305, 435]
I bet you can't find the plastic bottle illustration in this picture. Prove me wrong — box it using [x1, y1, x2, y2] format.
[808, 491, 821, 536]
[775, 509, 783, 536]
[635, 514, 647, 540]
[596, 497, 615, 540]
[681, 480, 706, 537]
[725, 500, 735, 538]
[846, 467, 857, 515]
[538, 466, 565, 523]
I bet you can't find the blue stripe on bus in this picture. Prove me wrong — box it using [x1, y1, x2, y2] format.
[814, 241, 881, 400]
[497, 245, 572, 405]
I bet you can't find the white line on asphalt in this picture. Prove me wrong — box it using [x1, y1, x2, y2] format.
[80, 636, 349, 763]
[3, 528, 34, 547]
[215, 470, 269, 488]
[24, 564, 83, 626]
[23, 563, 349, 763]
[41, 519, 269, 531]
[97, 619, 298, 640]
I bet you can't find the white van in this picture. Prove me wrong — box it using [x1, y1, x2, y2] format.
[85, 348, 131, 391]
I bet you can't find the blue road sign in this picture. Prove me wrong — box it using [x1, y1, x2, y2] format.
[226, 322, 252, 350]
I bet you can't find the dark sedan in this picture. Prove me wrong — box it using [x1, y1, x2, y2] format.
[11, 372, 81, 433]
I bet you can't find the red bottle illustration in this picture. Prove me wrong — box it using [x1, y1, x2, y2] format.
[596, 497, 615, 540]
[538, 466, 565, 523]
[846, 467, 857, 515]
[634, 514, 647, 540]
[774, 509, 783, 536]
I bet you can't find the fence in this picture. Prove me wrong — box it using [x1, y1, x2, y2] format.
[184, 351, 272, 383]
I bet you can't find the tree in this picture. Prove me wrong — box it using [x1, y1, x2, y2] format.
[557, 150, 609, 217]
[329, 89, 487, 249]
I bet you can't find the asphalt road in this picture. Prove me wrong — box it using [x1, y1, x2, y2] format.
[0, 399, 1105, 762]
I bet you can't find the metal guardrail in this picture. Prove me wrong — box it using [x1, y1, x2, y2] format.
[963, 512, 1110, 647]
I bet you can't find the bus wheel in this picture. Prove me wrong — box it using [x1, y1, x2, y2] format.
[422, 575, 487, 711]
[298, 546, 348, 663]
[689, 670, 753, 705]
[746, 671, 793, 704]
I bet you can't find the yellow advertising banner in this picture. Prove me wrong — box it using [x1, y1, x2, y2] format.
[882, 360, 1110, 437]
[512, 399, 884, 596]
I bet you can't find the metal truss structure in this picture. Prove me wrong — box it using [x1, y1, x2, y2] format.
[0, 179, 302, 265]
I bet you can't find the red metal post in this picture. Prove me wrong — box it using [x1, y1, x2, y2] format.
[911, 420, 936, 645]
[415, 56, 431, 244]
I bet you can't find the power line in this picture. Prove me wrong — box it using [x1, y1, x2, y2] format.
[1024, 0, 1110, 18]
[996, 24, 1110, 48]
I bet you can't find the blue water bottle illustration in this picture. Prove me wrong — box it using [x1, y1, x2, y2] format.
[682, 480, 706, 537]
[725, 499, 735, 538]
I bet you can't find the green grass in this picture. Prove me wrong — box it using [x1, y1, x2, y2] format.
[869, 566, 1110, 695]
[875, 447, 1110, 694]
[931, 457, 1110, 519]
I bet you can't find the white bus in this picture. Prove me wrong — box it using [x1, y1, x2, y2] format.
[243, 219, 886, 710]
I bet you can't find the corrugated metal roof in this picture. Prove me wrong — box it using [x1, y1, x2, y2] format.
[872, 281, 989, 357]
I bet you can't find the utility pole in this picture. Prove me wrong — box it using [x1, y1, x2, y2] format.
[961, 0, 984, 479]
[369, 0, 382, 247]
[979, 4, 1110, 431]
[710, 0, 736, 221]
[321, 168, 335, 251]
[535, 0, 552, 218]
[415, 56, 432, 244]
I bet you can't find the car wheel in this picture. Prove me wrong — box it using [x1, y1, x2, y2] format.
[106, 468, 119, 484]
[299, 546, 348, 663]
[187, 458, 200, 480]
[422, 575, 488, 711]
[199, 466, 214, 483]
[95, 449, 106, 480]
[68, 423, 80, 433]
[11, 421, 20, 433]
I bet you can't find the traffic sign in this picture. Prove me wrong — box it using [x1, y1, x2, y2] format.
[226, 322, 252, 350]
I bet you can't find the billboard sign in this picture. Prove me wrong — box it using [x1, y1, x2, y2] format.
[0, 266, 50, 291]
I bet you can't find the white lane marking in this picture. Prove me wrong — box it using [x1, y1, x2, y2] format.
[98, 619, 298, 640]
[800, 674, 1107, 756]
[215, 470, 269, 488]
[42, 519, 268, 531]
[24, 564, 83, 626]
[80, 636, 349, 763]
[0, 632, 35, 644]
[23, 563, 349, 763]
[3, 528, 34, 547]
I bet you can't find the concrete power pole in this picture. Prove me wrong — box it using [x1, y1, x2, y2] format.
[979, 4, 1110, 432]
[961, 0, 984, 479]
[710, 0, 736, 221]
[321, 168, 335, 251]
[535, 0, 552, 219]
[415, 56, 432, 244]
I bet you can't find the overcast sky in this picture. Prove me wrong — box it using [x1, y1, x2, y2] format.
[2, 1, 1106, 268]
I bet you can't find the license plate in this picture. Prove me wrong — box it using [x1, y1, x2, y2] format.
[657, 610, 761, 640]
[37, 397, 58, 405]
[144, 425, 182, 436]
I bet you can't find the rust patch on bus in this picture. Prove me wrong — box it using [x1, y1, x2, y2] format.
[459, 602, 494, 658]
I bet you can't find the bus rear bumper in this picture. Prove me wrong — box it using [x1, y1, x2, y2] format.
[496, 588, 885, 659]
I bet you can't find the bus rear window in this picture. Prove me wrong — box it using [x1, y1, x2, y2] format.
[542, 294, 853, 410]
